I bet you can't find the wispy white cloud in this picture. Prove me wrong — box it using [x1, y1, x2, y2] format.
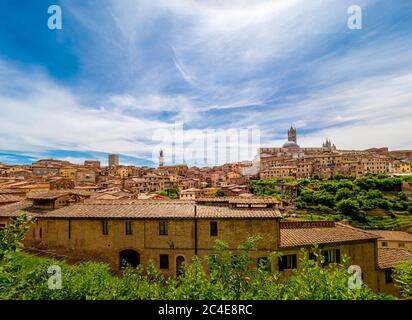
[0, 59, 172, 158]
[1, 0, 411, 165]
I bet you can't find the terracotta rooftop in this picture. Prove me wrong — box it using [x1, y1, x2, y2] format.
[0, 194, 24, 204]
[367, 230, 412, 242]
[26, 190, 91, 200]
[228, 197, 282, 204]
[196, 206, 281, 219]
[279, 221, 379, 248]
[180, 188, 202, 193]
[378, 248, 412, 269]
[0, 200, 35, 217]
[195, 196, 281, 204]
[31, 202, 282, 220]
[0, 189, 27, 195]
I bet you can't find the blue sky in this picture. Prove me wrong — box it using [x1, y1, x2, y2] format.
[0, 0, 411, 166]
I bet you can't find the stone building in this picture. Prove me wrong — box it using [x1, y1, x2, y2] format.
[108, 154, 120, 167]
[84, 160, 101, 169]
[368, 230, 412, 249]
[259, 126, 398, 180]
[75, 168, 97, 185]
[0, 197, 411, 296]
[179, 188, 203, 200]
[49, 177, 75, 190]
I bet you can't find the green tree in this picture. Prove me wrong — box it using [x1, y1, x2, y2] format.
[314, 191, 335, 208]
[393, 261, 412, 299]
[0, 214, 32, 261]
[367, 189, 383, 199]
[336, 199, 366, 222]
[335, 188, 353, 202]
[398, 192, 408, 201]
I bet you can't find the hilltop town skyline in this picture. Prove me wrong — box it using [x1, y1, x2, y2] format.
[1, 1, 412, 166]
[1, 1, 412, 304]
[1, 126, 412, 167]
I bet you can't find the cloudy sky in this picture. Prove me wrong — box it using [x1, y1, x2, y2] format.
[0, 0, 411, 166]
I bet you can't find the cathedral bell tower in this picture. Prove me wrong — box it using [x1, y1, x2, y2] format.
[288, 126, 297, 143]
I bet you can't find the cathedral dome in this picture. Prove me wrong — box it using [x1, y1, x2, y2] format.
[282, 141, 300, 148]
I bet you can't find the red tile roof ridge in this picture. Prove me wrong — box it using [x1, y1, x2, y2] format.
[335, 223, 381, 239]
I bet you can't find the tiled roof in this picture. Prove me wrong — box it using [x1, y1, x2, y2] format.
[196, 206, 281, 219]
[196, 196, 280, 204]
[378, 248, 412, 269]
[30, 202, 282, 220]
[27, 190, 91, 200]
[0, 189, 27, 194]
[180, 188, 202, 193]
[228, 197, 281, 204]
[0, 194, 24, 203]
[368, 230, 412, 242]
[279, 221, 379, 248]
[0, 200, 34, 217]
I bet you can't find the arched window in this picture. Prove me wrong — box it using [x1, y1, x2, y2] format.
[119, 250, 140, 269]
[176, 256, 185, 277]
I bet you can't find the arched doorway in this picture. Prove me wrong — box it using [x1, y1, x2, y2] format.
[176, 256, 185, 277]
[119, 250, 140, 269]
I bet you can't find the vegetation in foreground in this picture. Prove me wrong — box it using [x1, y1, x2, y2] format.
[1, 215, 411, 300]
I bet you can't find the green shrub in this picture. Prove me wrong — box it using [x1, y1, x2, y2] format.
[336, 199, 367, 222]
[0, 236, 394, 300]
[393, 261, 412, 299]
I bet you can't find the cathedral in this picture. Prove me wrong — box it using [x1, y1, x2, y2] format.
[282, 126, 300, 149]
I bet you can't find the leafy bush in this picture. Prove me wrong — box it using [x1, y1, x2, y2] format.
[313, 191, 335, 208]
[0, 235, 394, 300]
[0, 214, 32, 261]
[335, 188, 353, 202]
[367, 190, 384, 199]
[393, 261, 412, 299]
[336, 199, 366, 222]
[398, 192, 408, 201]
[159, 187, 180, 199]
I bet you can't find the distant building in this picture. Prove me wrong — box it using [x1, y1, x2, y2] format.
[282, 126, 300, 149]
[259, 126, 396, 180]
[322, 138, 336, 151]
[84, 160, 101, 169]
[159, 150, 164, 167]
[108, 154, 119, 167]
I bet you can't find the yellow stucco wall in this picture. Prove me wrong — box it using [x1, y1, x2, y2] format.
[9, 216, 403, 296]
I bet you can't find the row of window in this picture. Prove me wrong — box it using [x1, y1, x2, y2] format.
[101, 221, 219, 237]
[279, 249, 341, 271]
[381, 242, 406, 248]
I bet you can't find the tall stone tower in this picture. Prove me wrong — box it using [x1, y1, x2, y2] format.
[288, 126, 297, 143]
[159, 149, 164, 167]
[108, 154, 119, 167]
